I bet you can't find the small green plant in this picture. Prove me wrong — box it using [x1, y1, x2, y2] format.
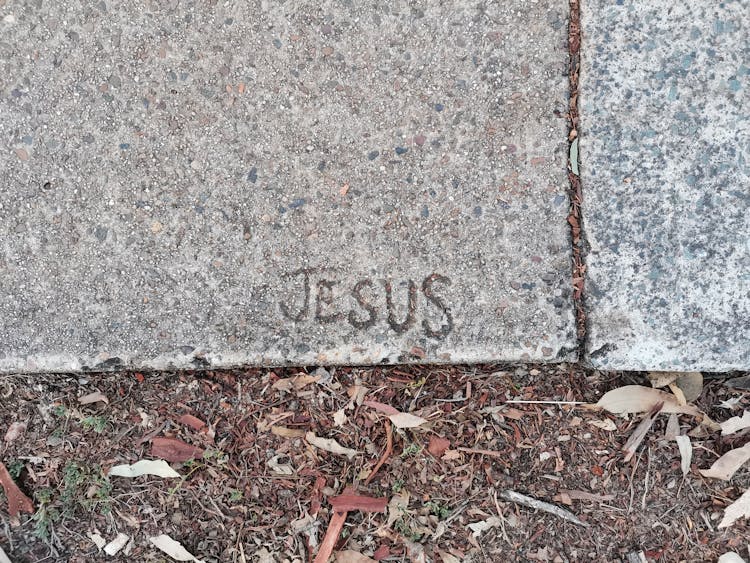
[32, 488, 60, 540]
[392, 479, 405, 493]
[401, 443, 422, 458]
[228, 489, 243, 502]
[394, 516, 423, 542]
[81, 415, 107, 433]
[426, 500, 450, 520]
[57, 462, 112, 519]
[51, 405, 67, 418]
[7, 460, 24, 479]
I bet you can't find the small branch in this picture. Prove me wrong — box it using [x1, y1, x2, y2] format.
[313, 511, 347, 563]
[364, 420, 392, 486]
[499, 490, 589, 527]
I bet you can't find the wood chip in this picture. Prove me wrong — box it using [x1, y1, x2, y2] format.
[0, 461, 34, 517]
[329, 493, 388, 513]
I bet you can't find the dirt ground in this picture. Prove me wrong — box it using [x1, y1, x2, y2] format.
[0, 363, 748, 563]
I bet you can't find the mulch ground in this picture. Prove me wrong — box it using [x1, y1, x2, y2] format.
[0, 363, 748, 562]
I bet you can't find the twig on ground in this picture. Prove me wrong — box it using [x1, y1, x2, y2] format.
[504, 400, 586, 405]
[499, 490, 589, 527]
[314, 510, 347, 563]
[642, 447, 652, 511]
[364, 420, 392, 486]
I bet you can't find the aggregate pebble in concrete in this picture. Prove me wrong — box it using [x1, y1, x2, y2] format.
[580, 0, 750, 370]
[0, 1, 574, 372]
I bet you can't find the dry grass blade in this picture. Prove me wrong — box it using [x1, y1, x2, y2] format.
[622, 402, 663, 462]
[499, 490, 589, 527]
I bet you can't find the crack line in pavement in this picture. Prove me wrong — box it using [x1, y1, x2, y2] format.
[567, 0, 589, 358]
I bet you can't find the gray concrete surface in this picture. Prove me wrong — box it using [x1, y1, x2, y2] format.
[0, 1, 575, 372]
[580, 0, 750, 370]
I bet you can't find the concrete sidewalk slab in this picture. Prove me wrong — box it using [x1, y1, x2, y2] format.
[0, 1, 575, 372]
[580, 0, 750, 370]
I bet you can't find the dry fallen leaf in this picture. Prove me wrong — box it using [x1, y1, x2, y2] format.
[719, 488, 750, 529]
[718, 553, 747, 563]
[151, 437, 204, 463]
[386, 491, 410, 527]
[78, 391, 109, 405]
[596, 385, 700, 416]
[306, 432, 359, 460]
[388, 412, 427, 429]
[719, 397, 743, 410]
[0, 545, 11, 563]
[149, 534, 205, 562]
[363, 401, 399, 415]
[88, 532, 107, 550]
[334, 550, 376, 563]
[664, 413, 681, 440]
[333, 408, 348, 427]
[699, 442, 750, 481]
[271, 425, 306, 439]
[428, 436, 450, 457]
[675, 435, 692, 475]
[622, 402, 663, 462]
[674, 372, 703, 402]
[273, 373, 320, 392]
[588, 418, 617, 431]
[267, 455, 294, 475]
[108, 459, 181, 479]
[668, 383, 687, 406]
[0, 461, 34, 517]
[467, 516, 502, 537]
[178, 414, 206, 431]
[647, 371, 679, 388]
[4, 421, 26, 443]
[103, 533, 130, 556]
[721, 411, 750, 436]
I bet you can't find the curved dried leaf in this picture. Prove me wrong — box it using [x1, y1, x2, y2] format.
[675, 435, 692, 475]
[718, 553, 747, 563]
[306, 432, 359, 460]
[78, 391, 109, 405]
[721, 411, 750, 436]
[699, 442, 750, 481]
[149, 534, 205, 562]
[719, 488, 750, 529]
[388, 412, 427, 429]
[647, 371, 679, 389]
[596, 386, 700, 416]
[108, 459, 181, 479]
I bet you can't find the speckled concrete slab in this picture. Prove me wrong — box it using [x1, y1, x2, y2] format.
[580, 0, 750, 370]
[0, 2, 574, 372]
